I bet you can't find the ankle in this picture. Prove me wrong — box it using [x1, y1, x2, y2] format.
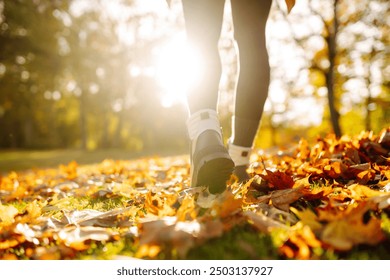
[186, 109, 221, 141]
[228, 140, 252, 167]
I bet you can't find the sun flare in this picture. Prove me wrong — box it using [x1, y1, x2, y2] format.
[155, 37, 203, 107]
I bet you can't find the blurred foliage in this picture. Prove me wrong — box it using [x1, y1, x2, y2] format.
[259, 0, 389, 146]
[0, 0, 187, 151]
[0, 0, 389, 152]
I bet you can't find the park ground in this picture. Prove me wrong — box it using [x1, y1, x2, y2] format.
[0, 128, 389, 260]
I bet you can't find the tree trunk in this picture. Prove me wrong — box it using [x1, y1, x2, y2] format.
[79, 91, 88, 150]
[326, 0, 342, 137]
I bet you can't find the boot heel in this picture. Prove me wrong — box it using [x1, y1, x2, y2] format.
[192, 148, 234, 193]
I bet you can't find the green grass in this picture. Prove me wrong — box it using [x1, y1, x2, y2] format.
[186, 225, 279, 260]
[0, 148, 187, 173]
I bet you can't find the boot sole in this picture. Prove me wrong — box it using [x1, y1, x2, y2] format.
[192, 152, 234, 194]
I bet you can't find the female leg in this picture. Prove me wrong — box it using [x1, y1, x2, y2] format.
[229, 0, 273, 180]
[182, 0, 234, 193]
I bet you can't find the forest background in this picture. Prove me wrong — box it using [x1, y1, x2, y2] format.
[0, 0, 389, 170]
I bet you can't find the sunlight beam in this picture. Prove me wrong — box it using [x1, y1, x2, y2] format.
[155, 37, 203, 107]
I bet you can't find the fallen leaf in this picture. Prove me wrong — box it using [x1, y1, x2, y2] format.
[244, 211, 287, 233]
[32, 246, 61, 260]
[290, 208, 323, 232]
[348, 184, 386, 201]
[270, 187, 304, 211]
[323, 161, 347, 179]
[135, 244, 161, 259]
[280, 224, 321, 260]
[260, 170, 295, 190]
[210, 191, 243, 218]
[0, 238, 20, 250]
[320, 202, 385, 250]
[58, 226, 112, 246]
[378, 128, 390, 148]
[61, 208, 135, 228]
[144, 191, 176, 217]
[1, 253, 18, 260]
[60, 161, 78, 180]
[138, 217, 196, 258]
[176, 195, 197, 221]
[0, 204, 19, 227]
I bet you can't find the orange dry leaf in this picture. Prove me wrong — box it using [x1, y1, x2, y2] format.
[60, 161, 78, 180]
[323, 161, 347, 179]
[0, 238, 20, 250]
[0, 171, 19, 191]
[356, 169, 376, 184]
[301, 185, 333, 201]
[297, 138, 311, 160]
[327, 187, 352, 203]
[1, 253, 18, 260]
[67, 242, 90, 251]
[292, 176, 311, 188]
[176, 195, 197, 221]
[260, 170, 295, 190]
[280, 225, 321, 260]
[144, 191, 175, 217]
[135, 244, 161, 259]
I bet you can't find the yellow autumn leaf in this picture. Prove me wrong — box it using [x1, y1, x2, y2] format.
[320, 202, 385, 250]
[0, 204, 19, 227]
[290, 208, 323, 231]
[17, 200, 43, 224]
[135, 244, 161, 259]
[321, 217, 384, 250]
[212, 191, 243, 218]
[348, 184, 386, 201]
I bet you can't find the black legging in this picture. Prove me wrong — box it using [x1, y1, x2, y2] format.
[182, 0, 272, 147]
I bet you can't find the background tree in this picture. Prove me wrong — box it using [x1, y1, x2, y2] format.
[264, 0, 389, 144]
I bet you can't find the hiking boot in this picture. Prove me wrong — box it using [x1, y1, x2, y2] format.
[187, 109, 234, 194]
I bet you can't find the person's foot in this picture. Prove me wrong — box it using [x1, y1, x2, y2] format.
[191, 130, 234, 193]
[187, 110, 234, 194]
[228, 141, 252, 183]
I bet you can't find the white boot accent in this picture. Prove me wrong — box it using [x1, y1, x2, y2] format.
[186, 109, 222, 154]
[228, 141, 252, 167]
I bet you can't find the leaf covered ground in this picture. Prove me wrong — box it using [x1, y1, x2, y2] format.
[1, 128, 390, 260]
